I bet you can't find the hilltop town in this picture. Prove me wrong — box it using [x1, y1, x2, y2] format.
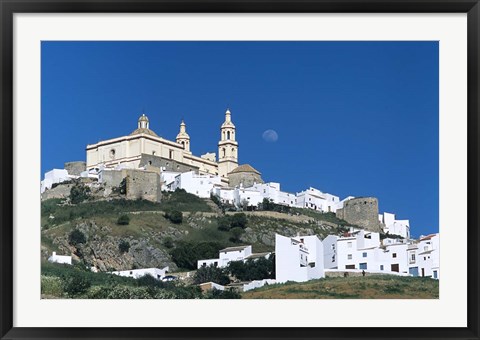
[41, 109, 439, 298]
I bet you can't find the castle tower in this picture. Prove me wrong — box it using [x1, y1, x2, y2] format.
[218, 109, 238, 177]
[176, 119, 191, 152]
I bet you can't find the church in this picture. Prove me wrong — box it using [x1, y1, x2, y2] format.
[86, 109, 261, 187]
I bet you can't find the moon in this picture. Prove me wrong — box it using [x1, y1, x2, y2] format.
[262, 129, 279, 142]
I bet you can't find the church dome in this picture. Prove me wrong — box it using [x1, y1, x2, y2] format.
[130, 113, 159, 137]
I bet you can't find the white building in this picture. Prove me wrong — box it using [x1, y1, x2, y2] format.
[335, 230, 410, 275]
[322, 235, 339, 269]
[170, 171, 221, 198]
[233, 187, 264, 209]
[275, 233, 325, 283]
[212, 186, 236, 205]
[250, 182, 298, 207]
[198, 245, 252, 269]
[41, 169, 72, 193]
[160, 171, 181, 191]
[414, 233, 440, 279]
[296, 187, 341, 213]
[197, 245, 271, 269]
[47, 252, 72, 265]
[379, 212, 410, 239]
[110, 267, 170, 280]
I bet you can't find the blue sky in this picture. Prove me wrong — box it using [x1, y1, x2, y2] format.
[41, 41, 439, 237]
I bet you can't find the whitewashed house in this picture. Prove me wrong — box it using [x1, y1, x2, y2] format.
[170, 171, 221, 198]
[212, 186, 236, 205]
[160, 171, 181, 191]
[379, 212, 410, 239]
[322, 235, 339, 269]
[296, 187, 340, 213]
[47, 252, 72, 265]
[197, 245, 271, 269]
[250, 182, 298, 207]
[275, 233, 325, 283]
[110, 267, 170, 280]
[233, 187, 264, 209]
[41, 169, 72, 193]
[415, 233, 440, 279]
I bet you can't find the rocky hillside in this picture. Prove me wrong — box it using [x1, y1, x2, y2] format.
[41, 191, 352, 273]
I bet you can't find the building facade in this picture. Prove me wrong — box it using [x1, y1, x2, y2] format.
[86, 109, 239, 183]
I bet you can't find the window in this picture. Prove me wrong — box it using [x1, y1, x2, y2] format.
[331, 244, 335, 250]
[152, 151, 156, 155]
[227, 131, 231, 139]
[359, 263, 367, 269]
[347, 242, 352, 248]
[347, 254, 352, 260]
[433, 270, 438, 279]
[362, 252, 367, 258]
[169, 150, 174, 158]
[411, 254, 416, 261]
[109, 149, 116, 159]
[380, 265, 384, 271]
[129, 271, 133, 274]
[332, 255, 335, 262]
[392, 253, 397, 258]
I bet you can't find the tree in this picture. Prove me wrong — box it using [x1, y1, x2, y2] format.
[230, 227, 245, 243]
[227, 255, 275, 281]
[119, 239, 130, 254]
[68, 229, 86, 246]
[62, 271, 91, 297]
[205, 288, 241, 299]
[117, 214, 130, 225]
[193, 265, 230, 285]
[69, 183, 90, 204]
[217, 216, 231, 231]
[163, 237, 174, 249]
[164, 210, 183, 224]
[230, 213, 247, 229]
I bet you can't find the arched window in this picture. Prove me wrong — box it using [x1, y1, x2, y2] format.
[222, 148, 226, 157]
[181, 141, 185, 149]
[231, 148, 235, 157]
[227, 131, 231, 140]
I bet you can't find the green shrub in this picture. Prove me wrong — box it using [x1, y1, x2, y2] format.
[164, 210, 183, 224]
[68, 229, 86, 246]
[217, 213, 248, 232]
[205, 288, 241, 299]
[62, 271, 91, 297]
[227, 255, 275, 281]
[193, 265, 230, 285]
[41, 275, 63, 297]
[117, 214, 130, 225]
[229, 227, 245, 243]
[170, 241, 224, 270]
[163, 237, 174, 249]
[119, 240, 130, 254]
[70, 183, 91, 204]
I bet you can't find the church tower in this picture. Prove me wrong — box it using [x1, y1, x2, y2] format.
[176, 119, 191, 152]
[218, 109, 238, 177]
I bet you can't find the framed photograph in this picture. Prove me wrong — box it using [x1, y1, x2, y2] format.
[1, 0, 479, 339]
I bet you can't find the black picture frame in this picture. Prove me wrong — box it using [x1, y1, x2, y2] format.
[1, 1, 479, 339]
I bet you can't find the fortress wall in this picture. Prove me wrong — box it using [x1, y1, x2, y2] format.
[336, 197, 383, 232]
[64, 161, 86, 176]
[125, 169, 161, 203]
[139, 154, 199, 173]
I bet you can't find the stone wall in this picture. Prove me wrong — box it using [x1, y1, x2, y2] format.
[100, 170, 125, 196]
[64, 161, 86, 176]
[41, 182, 74, 200]
[125, 169, 161, 203]
[335, 197, 383, 232]
[228, 172, 263, 188]
[139, 154, 199, 173]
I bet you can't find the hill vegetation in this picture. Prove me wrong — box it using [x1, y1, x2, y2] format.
[242, 275, 439, 299]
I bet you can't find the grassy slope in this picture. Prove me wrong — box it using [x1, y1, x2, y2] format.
[242, 275, 439, 299]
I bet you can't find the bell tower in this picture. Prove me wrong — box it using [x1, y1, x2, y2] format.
[176, 119, 191, 152]
[218, 109, 238, 177]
